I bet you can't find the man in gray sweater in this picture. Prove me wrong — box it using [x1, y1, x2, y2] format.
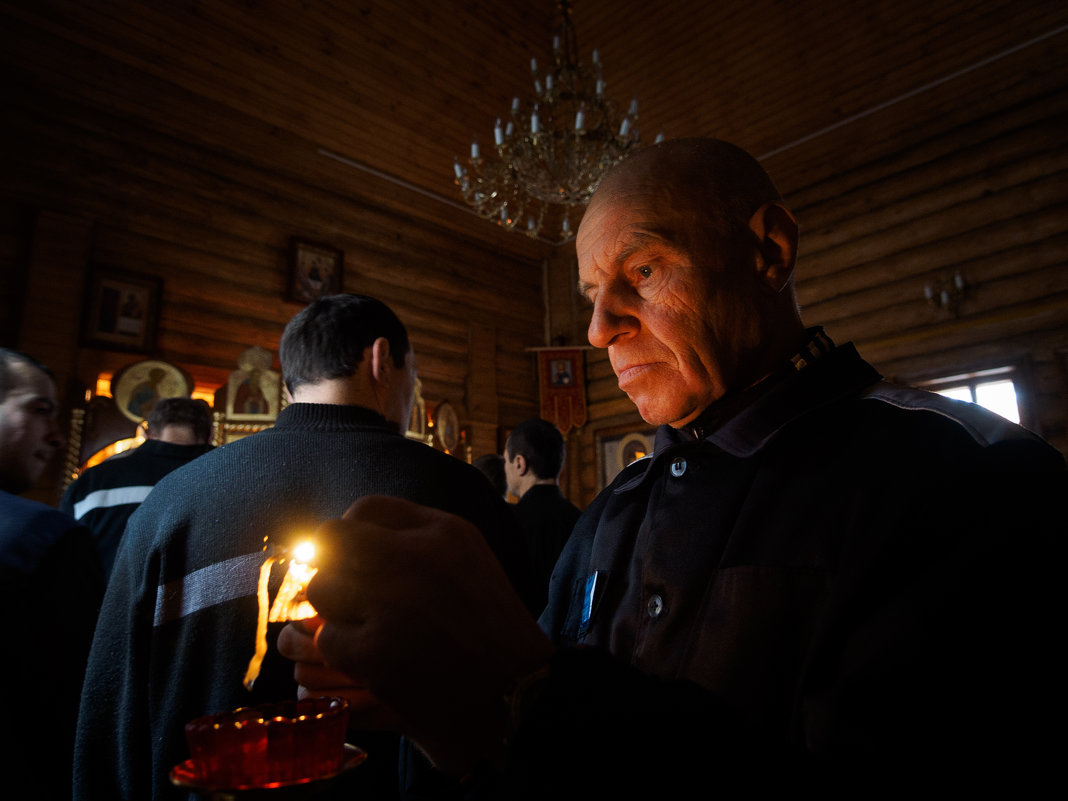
[74, 294, 530, 801]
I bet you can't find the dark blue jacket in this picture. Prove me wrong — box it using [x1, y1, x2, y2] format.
[528, 341, 1064, 796]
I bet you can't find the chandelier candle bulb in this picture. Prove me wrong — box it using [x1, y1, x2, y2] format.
[470, 140, 480, 159]
[619, 117, 631, 137]
[494, 119, 504, 146]
[575, 106, 586, 131]
[531, 107, 541, 134]
[453, 159, 464, 179]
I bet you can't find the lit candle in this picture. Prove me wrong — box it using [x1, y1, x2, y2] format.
[245, 538, 321, 689]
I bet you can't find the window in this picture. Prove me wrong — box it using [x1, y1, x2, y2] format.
[921, 367, 1021, 424]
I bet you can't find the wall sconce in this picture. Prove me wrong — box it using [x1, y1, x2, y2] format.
[924, 271, 968, 316]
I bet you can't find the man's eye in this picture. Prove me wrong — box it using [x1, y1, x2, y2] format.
[636, 265, 653, 279]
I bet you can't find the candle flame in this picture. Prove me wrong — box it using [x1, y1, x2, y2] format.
[243, 540, 319, 690]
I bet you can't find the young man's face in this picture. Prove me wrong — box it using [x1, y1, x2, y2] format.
[0, 362, 62, 494]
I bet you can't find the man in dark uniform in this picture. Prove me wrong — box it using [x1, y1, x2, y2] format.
[61, 396, 214, 578]
[504, 417, 581, 612]
[0, 349, 104, 801]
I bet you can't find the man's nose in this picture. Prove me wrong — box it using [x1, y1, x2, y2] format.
[587, 289, 638, 349]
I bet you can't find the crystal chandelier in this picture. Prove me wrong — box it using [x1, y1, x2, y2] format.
[452, 0, 658, 244]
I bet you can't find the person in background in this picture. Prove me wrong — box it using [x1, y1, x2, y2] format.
[472, 452, 507, 498]
[73, 295, 532, 801]
[279, 139, 1064, 797]
[0, 348, 104, 801]
[504, 418, 581, 612]
[61, 396, 214, 578]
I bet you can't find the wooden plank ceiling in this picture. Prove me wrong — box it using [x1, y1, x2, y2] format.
[4, 0, 1065, 253]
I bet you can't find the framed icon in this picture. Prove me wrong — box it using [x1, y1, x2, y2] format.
[82, 268, 162, 353]
[111, 359, 194, 424]
[432, 401, 460, 453]
[289, 238, 343, 303]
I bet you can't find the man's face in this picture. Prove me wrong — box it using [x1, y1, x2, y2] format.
[0, 362, 62, 494]
[577, 181, 766, 428]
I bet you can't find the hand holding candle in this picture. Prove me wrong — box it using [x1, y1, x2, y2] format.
[280, 495, 554, 776]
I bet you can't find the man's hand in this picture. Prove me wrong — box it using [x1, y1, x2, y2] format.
[301, 496, 555, 775]
[277, 616, 402, 731]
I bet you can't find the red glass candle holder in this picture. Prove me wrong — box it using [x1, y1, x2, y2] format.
[184, 697, 348, 789]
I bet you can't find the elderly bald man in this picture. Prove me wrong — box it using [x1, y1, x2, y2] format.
[281, 139, 1064, 797]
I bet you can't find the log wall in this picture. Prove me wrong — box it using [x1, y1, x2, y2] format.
[1, 88, 548, 503]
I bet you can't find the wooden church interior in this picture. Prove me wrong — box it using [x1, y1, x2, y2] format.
[2, 0, 1067, 509]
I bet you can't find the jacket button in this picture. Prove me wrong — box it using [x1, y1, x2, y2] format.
[647, 594, 664, 618]
[670, 458, 687, 477]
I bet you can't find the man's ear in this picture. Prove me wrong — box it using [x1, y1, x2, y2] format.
[369, 337, 393, 386]
[513, 453, 528, 477]
[747, 202, 799, 293]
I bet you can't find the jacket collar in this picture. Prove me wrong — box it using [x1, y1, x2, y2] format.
[614, 333, 880, 493]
